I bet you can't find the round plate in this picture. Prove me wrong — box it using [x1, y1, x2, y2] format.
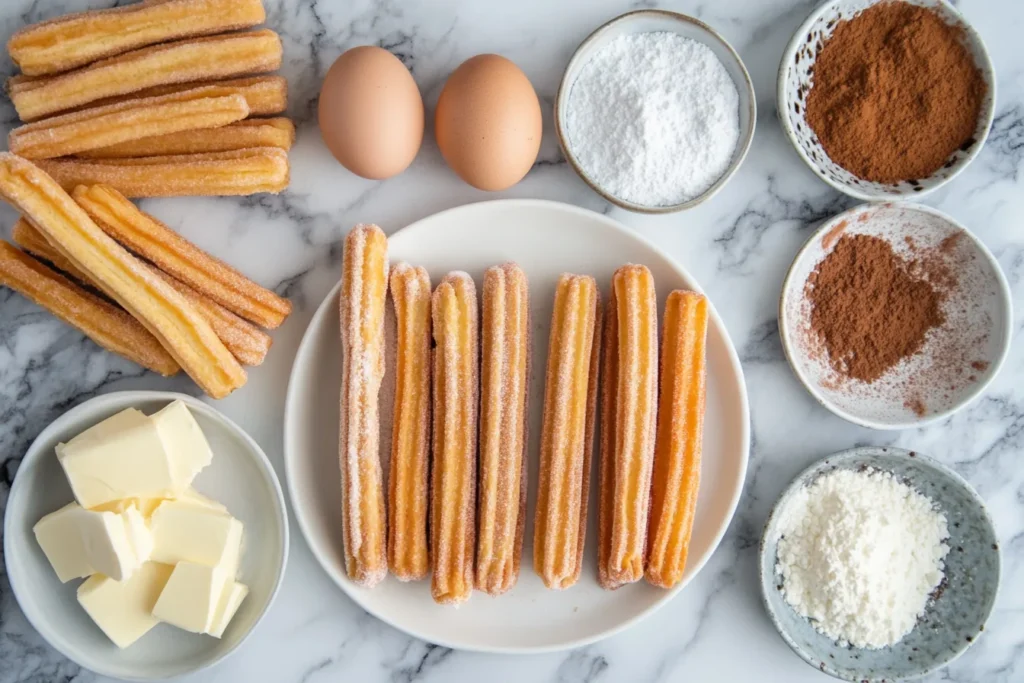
[760, 447, 1000, 681]
[4, 392, 289, 681]
[284, 199, 750, 653]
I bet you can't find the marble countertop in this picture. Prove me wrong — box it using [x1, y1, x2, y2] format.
[1, 0, 1021, 681]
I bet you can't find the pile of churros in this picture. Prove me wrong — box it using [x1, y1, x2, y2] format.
[0, 153, 291, 397]
[5, 0, 292, 197]
[338, 225, 708, 604]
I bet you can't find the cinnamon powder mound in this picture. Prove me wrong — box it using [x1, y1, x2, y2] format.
[807, 234, 944, 382]
[805, 2, 986, 184]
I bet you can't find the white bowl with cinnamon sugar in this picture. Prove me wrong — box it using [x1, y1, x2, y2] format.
[779, 203, 1011, 430]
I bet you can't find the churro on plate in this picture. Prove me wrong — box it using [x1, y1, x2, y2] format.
[598, 264, 658, 589]
[476, 263, 530, 595]
[533, 274, 601, 589]
[431, 272, 478, 605]
[81, 118, 295, 159]
[646, 291, 708, 589]
[387, 263, 431, 581]
[339, 225, 389, 587]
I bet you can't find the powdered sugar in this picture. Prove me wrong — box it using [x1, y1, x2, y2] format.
[564, 32, 741, 206]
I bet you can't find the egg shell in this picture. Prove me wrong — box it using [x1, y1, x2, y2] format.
[435, 54, 542, 191]
[318, 46, 424, 180]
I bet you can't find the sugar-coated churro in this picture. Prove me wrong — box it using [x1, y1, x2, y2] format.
[9, 94, 250, 160]
[8, 0, 266, 77]
[431, 272, 478, 605]
[0, 241, 179, 376]
[534, 274, 601, 590]
[645, 291, 708, 589]
[80, 118, 295, 159]
[339, 224, 389, 587]
[387, 263, 431, 582]
[11, 218, 91, 283]
[476, 263, 530, 595]
[11, 30, 283, 121]
[38, 147, 290, 197]
[68, 76, 289, 119]
[598, 264, 658, 589]
[73, 184, 291, 328]
[0, 153, 245, 398]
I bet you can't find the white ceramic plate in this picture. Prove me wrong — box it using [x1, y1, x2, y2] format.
[284, 199, 749, 652]
[4, 392, 289, 681]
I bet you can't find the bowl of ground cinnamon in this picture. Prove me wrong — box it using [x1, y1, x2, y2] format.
[779, 203, 1011, 429]
[778, 0, 995, 200]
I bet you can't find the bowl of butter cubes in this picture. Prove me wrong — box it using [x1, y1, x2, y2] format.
[3, 391, 288, 680]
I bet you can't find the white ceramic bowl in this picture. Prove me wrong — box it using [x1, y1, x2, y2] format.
[779, 203, 1012, 429]
[554, 9, 756, 213]
[4, 392, 289, 681]
[777, 0, 996, 201]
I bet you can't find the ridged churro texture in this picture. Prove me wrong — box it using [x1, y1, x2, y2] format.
[0, 154, 244, 397]
[430, 272, 478, 605]
[598, 264, 658, 589]
[338, 224, 389, 587]
[645, 291, 708, 589]
[10, 30, 283, 121]
[476, 263, 530, 595]
[387, 263, 432, 581]
[81, 118, 295, 159]
[8, 0, 267, 76]
[534, 274, 601, 589]
[71, 76, 289, 118]
[0, 241, 179, 376]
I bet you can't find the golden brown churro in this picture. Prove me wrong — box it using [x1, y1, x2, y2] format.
[431, 272, 478, 605]
[38, 148, 290, 197]
[71, 76, 289, 118]
[645, 291, 708, 589]
[533, 274, 601, 590]
[73, 184, 291, 328]
[339, 225, 389, 587]
[476, 263, 530, 595]
[598, 264, 658, 589]
[11, 218, 91, 283]
[0, 241, 179, 376]
[80, 118, 295, 159]
[9, 94, 250, 160]
[8, 0, 266, 77]
[387, 263, 432, 582]
[11, 30, 283, 121]
[0, 153, 245, 398]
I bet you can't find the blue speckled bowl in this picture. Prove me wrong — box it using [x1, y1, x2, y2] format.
[759, 447, 1000, 681]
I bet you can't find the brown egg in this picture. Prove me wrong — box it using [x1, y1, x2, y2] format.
[318, 46, 424, 179]
[435, 54, 542, 191]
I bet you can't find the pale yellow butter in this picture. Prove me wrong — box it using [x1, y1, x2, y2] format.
[208, 581, 249, 638]
[150, 500, 242, 575]
[33, 503, 95, 583]
[152, 562, 229, 634]
[77, 562, 173, 648]
[151, 401, 213, 490]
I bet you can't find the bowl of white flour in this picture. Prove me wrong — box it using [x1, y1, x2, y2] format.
[555, 10, 755, 213]
[759, 447, 999, 681]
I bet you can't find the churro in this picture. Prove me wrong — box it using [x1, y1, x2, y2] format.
[0, 153, 245, 398]
[8, 0, 266, 77]
[646, 291, 708, 589]
[73, 183, 291, 328]
[38, 147, 290, 197]
[534, 274, 601, 590]
[69, 76, 288, 118]
[81, 118, 295, 159]
[0, 242, 179, 376]
[387, 263, 431, 582]
[598, 264, 658, 589]
[9, 94, 250, 160]
[13, 218, 271, 366]
[10, 30, 283, 121]
[431, 272, 478, 605]
[476, 263, 530, 595]
[339, 225, 389, 587]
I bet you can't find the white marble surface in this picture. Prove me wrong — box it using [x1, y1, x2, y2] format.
[0, 0, 1021, 681]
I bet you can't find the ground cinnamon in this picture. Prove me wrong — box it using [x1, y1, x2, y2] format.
[805, 2, 986, 184]
[807, 234, 943, 382]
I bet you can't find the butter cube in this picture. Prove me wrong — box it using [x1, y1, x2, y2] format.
[121, 504, 154, 568]
[152, 562, 229, 634]
[150, 500, 242, 575]
[33, 503, 94, 582]
[151, 401, 212, 491]
[77, 562, 173, 648]
[76, 507, 146, 581]
[208, 581, 249, 638]
[91, 487, 227, 517]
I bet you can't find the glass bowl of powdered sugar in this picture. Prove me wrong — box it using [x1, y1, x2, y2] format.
[759, 447, 999, 681]
[555, 10, 756, 213]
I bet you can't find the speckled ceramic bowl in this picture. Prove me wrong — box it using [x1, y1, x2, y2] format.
[777, 0, 996, 201]
[760, 447, 1000, 681]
